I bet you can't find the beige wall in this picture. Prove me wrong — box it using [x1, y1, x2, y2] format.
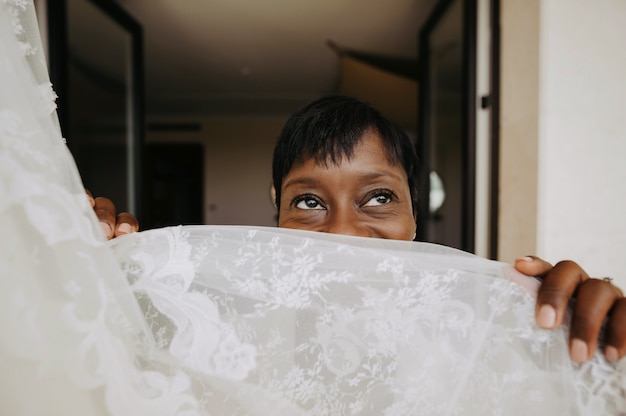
[339, 56, 418, 132]
[499, 0, 626, 284]
[498, 0, 541, 262]
[147, 117, 285, 227]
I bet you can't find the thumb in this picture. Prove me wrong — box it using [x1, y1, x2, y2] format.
[514, 255, 553, 279]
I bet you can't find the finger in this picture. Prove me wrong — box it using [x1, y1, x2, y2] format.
[569, 279, 621, 363]
[570, 279, 626, 362]
[85, 189, 95, 208]
[514, 255, 553, 278]
[94, 197, 116, 240]
[534, 260, 589, 330]
[602, 296, 626, 362]
[114, 212, 139, 237]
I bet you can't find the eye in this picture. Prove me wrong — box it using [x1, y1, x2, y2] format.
[363, 189, 394, 207]
[293, 195, 324, 210]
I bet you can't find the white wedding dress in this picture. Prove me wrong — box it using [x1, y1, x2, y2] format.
[1, 1, 625, 414]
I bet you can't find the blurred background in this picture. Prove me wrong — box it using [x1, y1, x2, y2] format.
[35, 0, 626, 283]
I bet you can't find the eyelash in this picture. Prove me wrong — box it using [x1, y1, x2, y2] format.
[290, 189, 397, 210]
[291, 193, 323, 209]
[364, 188, 396, 205]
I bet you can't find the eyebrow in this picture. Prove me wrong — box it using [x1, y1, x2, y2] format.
[282, 170, 405, 190]
[282, 177, 318, 190]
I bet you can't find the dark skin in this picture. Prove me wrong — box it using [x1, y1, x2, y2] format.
[91, 132, 626, 363]
[85, 190, 139, 240]
[516, 256, 625, 362]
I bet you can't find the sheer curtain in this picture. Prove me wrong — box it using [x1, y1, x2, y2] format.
[1, 1, 624, 414]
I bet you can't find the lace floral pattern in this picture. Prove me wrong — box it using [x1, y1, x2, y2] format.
[107, 226, 623, 415]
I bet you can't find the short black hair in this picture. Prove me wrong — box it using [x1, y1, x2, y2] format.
[272, 95, 419, 217]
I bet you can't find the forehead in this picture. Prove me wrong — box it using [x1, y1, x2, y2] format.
[320, 129, 395, 164]
[284, 131, 408, 185]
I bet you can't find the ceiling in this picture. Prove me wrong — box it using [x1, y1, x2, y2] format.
[116, 0, 437, 118]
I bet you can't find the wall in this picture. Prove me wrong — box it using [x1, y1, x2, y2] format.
[499, 0, 626, 284]
[498, 0, 541, 263]
[147, 117, 285, 227]
[338, 55, 418, 132]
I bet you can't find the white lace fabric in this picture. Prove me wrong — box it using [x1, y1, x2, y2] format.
[1, 1, 625, 415]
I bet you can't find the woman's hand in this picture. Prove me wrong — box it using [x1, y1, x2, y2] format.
[515, 256, 626, 363]
[86, 190, 139, 240]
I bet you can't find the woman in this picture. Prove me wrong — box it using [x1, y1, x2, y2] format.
[98, 95, 626, 364]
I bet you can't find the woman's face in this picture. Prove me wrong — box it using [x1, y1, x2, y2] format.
[278, 130, 416, 241]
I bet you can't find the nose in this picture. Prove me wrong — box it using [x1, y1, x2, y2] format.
[323, 209, 370, 238]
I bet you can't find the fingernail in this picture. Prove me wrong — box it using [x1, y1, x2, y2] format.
[516, 256, 533, 263]
[537, 305, 556, 328]
[571, 339, 588, 363]
[605, 346, 619, 362]
[100, 222, 113, 238]
[117, 223, 132, 235]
